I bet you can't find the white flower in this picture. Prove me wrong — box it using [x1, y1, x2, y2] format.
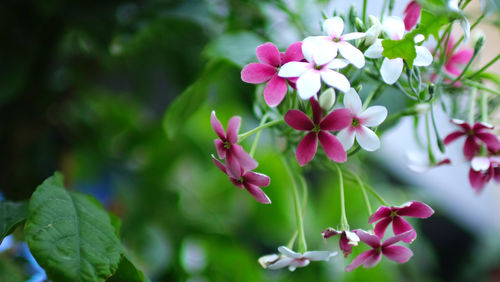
[337, 88, 388, 151]
[258, 246, 337, 271]
[363, 15, 382, 46]
[278, 39, 350, 100]
[364, 16, 433, 85]
[304, 17, 366, 68]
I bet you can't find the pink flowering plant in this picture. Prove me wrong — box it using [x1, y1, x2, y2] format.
[204, 0, 500, 274]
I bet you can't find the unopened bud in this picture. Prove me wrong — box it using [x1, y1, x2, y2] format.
[355, 18, 365, 32]
[349, 5, 357, 26]
[319, 88, 336, 111]
[473, 32, 485, 54]
[428, 83, 435, 95]
[363, 15, 382, 46]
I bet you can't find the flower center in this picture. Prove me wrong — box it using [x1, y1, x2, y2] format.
[351, 118, 360, 128]
[224, 141, 231, 149]
[467, 130, 475, 136]
[390, 211, 398, 218]
[314, 64, 323, 70]
[312, 124, 322, 133]
[332, 37, 341, 43]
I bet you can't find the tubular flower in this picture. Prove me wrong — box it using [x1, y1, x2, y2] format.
[345, 230, 414, 271]
[322, 228, 360, 258]
[337, 88, 388, 152]
[212, 155, 271, 204]
[443, 119, 500, 160]
[468, 156, 500, 193]
[285, 98, 351, 166]
[369, 201, 435, 243]
[403, 1, 422, 31]
[241, 42, 304, 107]
[258, 246, 337, 271]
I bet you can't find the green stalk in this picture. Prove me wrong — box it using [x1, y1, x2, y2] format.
[363, 183, 389, 206]
[362, 0, 367, 24]
[463, 80, 500, 96]
[425, 114, 436, 164]
[238, 119, 283, 142]
[467, 53, 500, 80]
[249, 113, 271, 157]
[334, 164, 349, 230]
[353, 172, 372, 218]
[451, 50, 480, 85]
[380, 0, 388, 20]
[430, 104, 446, 153]
[449, 14, 486, 55]
[468, 87, 478, 124]
[362, 85, 385, 110]
[481, 92, 488, 123]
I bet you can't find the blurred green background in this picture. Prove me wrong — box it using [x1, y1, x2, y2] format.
[1, 0, 500, 281]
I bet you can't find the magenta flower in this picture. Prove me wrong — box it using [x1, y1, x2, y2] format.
[285, 98, 351, 166]
[345, 230, 414, 271]
[211, 111, 257, 179]
[469, 156, 500, 193]
[403, 1, 422, 31]
[443, 119, 500, 160]
[212, 155, 271, 204]
[443, 36, 473, 78]
[322, 228, 360, 258]
[369, 201, 434, 243]
[241, 42, 304, 107]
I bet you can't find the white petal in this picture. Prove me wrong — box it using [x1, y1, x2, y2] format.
[323, 17, 344, 38]
[342, 32, 366, 41]
[278, 62, 310, 78]
[355, 126, 380, 151]
[380, 57, 404, 84]
[345, 231, 360, 245]
[320, 69, 350, 92]
[313, 40, 338, 66]
[414, 46, 433, 66]
[364, 39, 383, 59]
[326, 58, 349, 69]
[338, 41, 365, 68]
[267, 257, 295, 270]
[297, 70, 321, 99]
[414, 34, 425, 44]
[258, 254, 280, 268]
[278, 246, 302, 258]
[382, 16, 405, 40]
[481, 0, 497, 16]
[471, 157, 491, 171]
[460, 18, 471, 43]
[343, 88, 362, 114]
[302, 37, 319, 63]
[303, 251, 336, 261]
[337, 128, 356, 150]
[288, 260, 309, 271]
[448, 0, 459, 10]
[359, 106, 388, 127]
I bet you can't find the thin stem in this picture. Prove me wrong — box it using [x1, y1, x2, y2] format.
[249, 113, 271, 157]
[468, 87, 477, 123]
[334, 164, 349, 230]
[352, 172, 373, 218]
[363, 183, 389, 206]
[425, 114, 436, 164]
[362, 0, 367, 24]
[451, 50, 480, 85]
[380, 0, 388, 20]
[449, 14, 486, 55]
[362, 85, 385, 110]
[481, 92, 488, 123]
[430, 103, 445, 153]
[286, 231, 298, 249]
[468, 53, 500, 80]
[238, 119, 284, 142]
[298, 174, 309, 213]
[463, 80, 500, 96]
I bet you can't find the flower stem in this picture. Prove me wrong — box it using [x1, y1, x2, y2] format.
[451, 48, 480, 85]
[363, 183, 389, 206]
[481, 92, 488, 123]
[334, 164, 349, 231]
[468, 87, 478, 124]
[362, 0, 367, 24]
[352, 172, 373, 218]
[425, 114, 436, 164]
[462, 80, 500, 96]
[468, 53, 500, 80]
[238, 119, 283, 143]
[362, 85, 385, 110]
[380, 0, 388, 20]
[249, 113, 272, 157]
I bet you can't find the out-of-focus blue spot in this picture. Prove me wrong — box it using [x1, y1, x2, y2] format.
[0, 235, 14, 253]
[75, 173, 114, 207]
[19, 243, 47, 282]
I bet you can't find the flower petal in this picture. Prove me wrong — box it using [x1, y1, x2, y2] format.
[362, 250, 382, 268]
[318, 131, 347, 162]
[392, 217, 416, 243]
[232, 144, 258, 172]
[338, 41, 365, 68]
[369, 206, 391, 223]
[443, 131, 465, 145]
[382, 245, 413, 263]
[359, 106, 388, 127]
[471, 156, 491, 171]
[310, 97, 323, 125]
[342, 32, 366, 41]
[313, 40, 338, 66]
[414, 46, 433, 66]
[296, 132, 318, 166]
[211, 111, 226, 140]
[211, 155, 227, 175]
[320, 69, 350, 92]
[476, 132, 500, 151]
[326, 59, 349, 70]
[354, 229, 381, 248]
[383, 16, 405, 40]
[356, 126, 381, 151]
[450, 49, 473, 64]
[345, 250, 376, 272]
[404, 1, 421, 31]
[241, 63, 276, 83]
[381, 57, 404, 85]
[464, 136, 479, 160]
[323, 17, 344, 38]
[364, 39, 384, 59]
[256, 42, 281, 67]
[303, 251, 336, 261]
[214, 139, 226, 159]
[469, 168, 491, 192]
[278, 62, 310, 78]
[382, 230, 415, 247]
[244, 171, 270, 187]
[226, 149, 242, 179]
[264, 75, 288, 107]
[397, 201, 435, 218]
[282, 41, 304, 64]
[278, 246, 302, 259]
[343, 88, 362, 114]
[337, 128, 356, 150]
[320, 108, 351, 131]
[374, 217, 392, 239]
[266, 257, 294, 270]
[244, 183, 271, 204]
[297, 70, 321, 100]
[226, 116, 241, 144]
[285, 110, 314, 131]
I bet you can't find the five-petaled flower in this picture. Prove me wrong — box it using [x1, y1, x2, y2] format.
[258, 246, 337, 271]
[279, 39, 351, 100]
[345, 230, 414, 271]
[212, 155, 271, 204]
[468, 156, 500, 193]
[369, 201, 434, 243]
[443, 119, 500, 160]
[337, 88, 388, 152]
[285, 98, 351, 166]
[211, 111, 258, 179]
[241, 42, 304, 107]
[403, 1, 422, 31]
[322, 228, 360, 258]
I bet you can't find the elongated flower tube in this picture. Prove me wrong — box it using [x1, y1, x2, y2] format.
[259, 246, 336, 271]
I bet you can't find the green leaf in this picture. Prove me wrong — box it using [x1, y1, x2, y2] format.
[382, 35, 417, 68]
[203, 32, 265, 67]
[24, 172, 122, 282]
[107, 255, 147, 282]
[108, 212, 122, 240]
[413, 10, 450, 40]
[0, 201, 28, 243]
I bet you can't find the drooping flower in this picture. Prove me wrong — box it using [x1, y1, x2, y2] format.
[278, 39, 351, 100]
[443, 119, 500, 160]
[258, 246, 337, 271]
[241, 42, 304, 107]
[406, 151, 451, 173]
[322, 228, 360, 258]
[403, 1, 422, 31]
[345, 230, 414, 271]
[211, 111, 257, 179]
[304, 16, 366, 68]
[364, 16, 433, 85]
[212, 155, 271, 204]
[337, 88, 387, 152]
[284, 98, 351, 166]
[369, 201, 434, 243]
[431, 35, 474, 84]
[468, 156, 500, 193]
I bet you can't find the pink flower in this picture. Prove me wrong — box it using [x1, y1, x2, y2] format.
[443, 119, 500, 160]
[322, 228, 360, 258]
[259, 246, 337, 271]
[403, 1, 422, 31]
[369, 201, 434, 243]
[468, 156, 500, 193]
[443, 36, 473, 78]
[345, 230, 414, 271]
[241, 42, 304, 107]
[284, 98, 351, 166]
[211, 111, 257, 179]
[212, 155, 271, 204]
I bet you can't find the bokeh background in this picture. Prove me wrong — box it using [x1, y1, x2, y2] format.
[1, 0, 500, 281]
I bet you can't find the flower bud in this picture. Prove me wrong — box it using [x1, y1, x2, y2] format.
[363, 15, 382, 46]
[319, 88, 336, 111]
[349, 5, 357, 27]
[355, 18, 365, 32]
[473, 31, 485, 54]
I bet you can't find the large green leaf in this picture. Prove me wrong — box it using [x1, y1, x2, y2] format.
[0, 201, 28, 243]
[107, 255, 147, 282]
[382, 35, 417, 68]
[24, 172, 122, 282]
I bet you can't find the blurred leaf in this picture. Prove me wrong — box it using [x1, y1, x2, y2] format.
[0, 201, 28, 243]
[0, 255, 26, 282]
[24, 172, 122, 281]
[108, 212, 122, 240]
[414, 10, 450, 40]
[382, 35, 417, 68]
[203, 31, 265, 67]
[107, 255, 147, 282]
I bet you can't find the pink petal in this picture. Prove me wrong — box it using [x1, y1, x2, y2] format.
[476, 132, 500, 151]
[241, 63, 276, 83]
[403, 1, 422, 31]
[310, 98, 322, 125]
[256, 42, 281, 67]
[382, 245, 413, 263]
[318, 131, 347, 163]
[282, 42, 304, 64]
[358, 106, 388, 127]
[296, 132, 318, 166]
[322, 227, 341, 239]
[244, 183, 271, 204]
[211, 111, 226, 140]
[320, 108, 351, 131]
[244, 171, 270, 187]
[226, 149, 242, 179]
[226, 116, 241, 144]
[451, 119, 471, 131]
[464, 136, 479, 160]
[264, 75, 288, 107]
[445, 62, 462, 77]
[232, 144, 258, 172]
[392, 217, 416, 243]
[469, 168, 491, 192]
[382, 230, 415, 247]
[339, 233, 354, 257]
[354, 229, 380, 248]
[374, 217, 392, 239]
[211, 155, 228, 175]
[443, 131, 465, 145]
[362, 250, 382, 268]
[214, 139, 226, 159]
[285, 110, 314, 131]
[450, 49, 473, 64]
[494, 167, 500, 183]
[369, 206, 391, 223]
[472, 122, 494, 131]
[397, 201, 435, 218]
[345, 249, 377, 272]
